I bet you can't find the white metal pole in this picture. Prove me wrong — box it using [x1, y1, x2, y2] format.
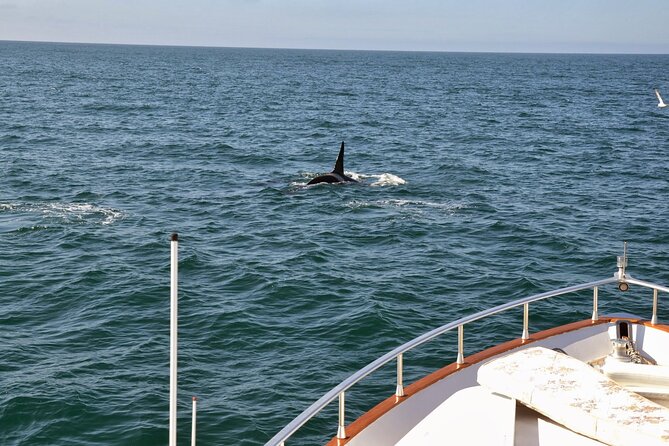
[170, 233, 179, 446]
[191, 397, 197, 446]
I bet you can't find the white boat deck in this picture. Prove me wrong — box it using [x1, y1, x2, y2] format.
[397, 386, 607, 446]
[396, 386, 516, 445]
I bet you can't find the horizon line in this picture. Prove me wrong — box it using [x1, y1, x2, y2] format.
[2, 38, 669, 57]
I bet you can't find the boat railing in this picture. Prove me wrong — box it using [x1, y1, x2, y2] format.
[265, 272, 669, 446]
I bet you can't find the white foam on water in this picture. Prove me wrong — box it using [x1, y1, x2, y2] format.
[368, 173, 407, 186]
[345, 172, 406, 186]
[347, 199, 468, 213]
[0, 201, 124, 227]
[42, 203, 123, 225]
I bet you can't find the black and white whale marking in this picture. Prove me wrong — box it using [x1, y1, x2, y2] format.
[307, 142, 358, 185]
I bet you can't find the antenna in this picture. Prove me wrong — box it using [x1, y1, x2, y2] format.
[170, 233, 179, 446]
[192, 397, 197, 446]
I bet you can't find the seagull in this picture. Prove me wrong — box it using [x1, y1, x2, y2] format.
[655, 89, 667, 108]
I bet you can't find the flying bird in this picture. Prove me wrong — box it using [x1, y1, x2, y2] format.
[655, 89, 667, 108]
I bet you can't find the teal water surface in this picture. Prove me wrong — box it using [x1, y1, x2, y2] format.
[2, 41, 669, 445]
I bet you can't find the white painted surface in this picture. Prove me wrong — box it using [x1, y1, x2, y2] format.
[515, 405, 606, 446]
[396, 386, 515, 445]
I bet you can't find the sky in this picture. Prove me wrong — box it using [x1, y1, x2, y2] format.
[1, 0, 668, 53]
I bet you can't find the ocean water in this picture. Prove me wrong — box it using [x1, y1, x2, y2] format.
[1, 41, 669, 445]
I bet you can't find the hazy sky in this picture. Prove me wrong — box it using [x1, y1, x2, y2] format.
[1, 0, 668, 53]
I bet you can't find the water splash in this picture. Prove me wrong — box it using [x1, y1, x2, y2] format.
[367, 173, 407, 186]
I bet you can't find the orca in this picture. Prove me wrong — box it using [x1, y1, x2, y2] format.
[307, 141, 358, 185]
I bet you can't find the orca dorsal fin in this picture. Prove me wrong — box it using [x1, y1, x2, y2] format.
[332, 141, 345, 175]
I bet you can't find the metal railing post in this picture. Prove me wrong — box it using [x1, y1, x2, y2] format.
[522, 303, 530, 341]
[395, 353, 404, 397]
[592, 286, 599, 322]
[456, 325, 464, 365]
[337, 392, 346, 439]
[652, 288, 658, 325]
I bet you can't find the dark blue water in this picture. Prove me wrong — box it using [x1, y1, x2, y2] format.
[2, 41, 669, 445]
